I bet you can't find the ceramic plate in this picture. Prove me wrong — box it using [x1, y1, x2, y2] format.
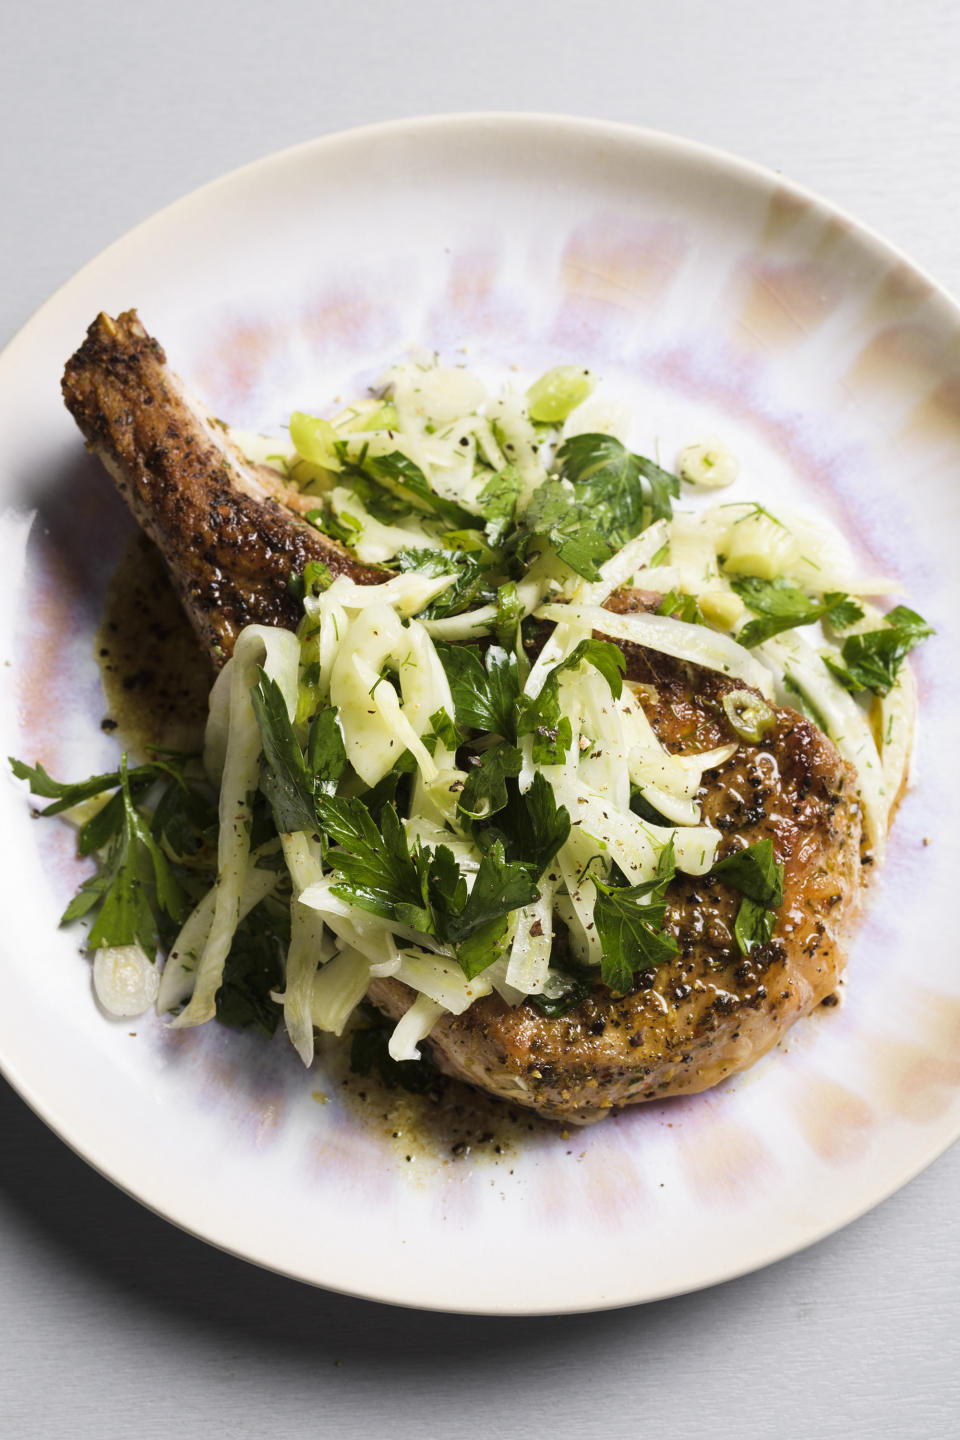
[1, 114, 957, 1315]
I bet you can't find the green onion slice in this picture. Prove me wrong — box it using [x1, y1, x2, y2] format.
[722, 688, 775, 743]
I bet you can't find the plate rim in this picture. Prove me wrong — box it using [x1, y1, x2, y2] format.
[5, 110, 960, 381]
[1, 110, 958, 1316]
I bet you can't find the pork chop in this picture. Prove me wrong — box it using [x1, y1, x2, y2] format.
[61, 312, 864, 1124]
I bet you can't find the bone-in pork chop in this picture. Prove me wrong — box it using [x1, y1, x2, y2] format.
[61, 312, 863, 1124]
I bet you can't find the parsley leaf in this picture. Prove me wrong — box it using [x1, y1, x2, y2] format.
[8, 757, 121, 811]
[251, 674, 347, 837]
[594, 900, 678, 993]
[435, 642, 523, 740]
[476, 464, 521, 547]
[556, 433, 681, 537]
[495, 581, 522, 652]
[709, 837, 783, 907]
[215, 902, 286, 1035]
[458, 745, 523, 820]
[343, 449, 482, 530]
[521, 479, 612, 581]
[708, 838, 784, 957]
[286, 560, 333, 601]
[251, 670, 320, 835]
[423, 558, 494, 619]
[306, 707, 348, 796]
[318, 796, 538, 980]
[358, 749, 418, 824]
[519, 434, 680, 580]
[74, 791, 126, 857]
[823, 605, 934, 697]
[731, 578, 864, 648]
[391, 547, 495, 621]
[321, 798, 432, 932]
[593, 839, 679, 992]
[60, 865, 114, 928]
[640, 456, 683, 524]
[441, 841, 539, 979]
[149, 773, 218, 861]
[9, 753, 188, 817]
[657, 590, 705, 625]
[11, 752, 200, 958]
[306, 502, 362, 548]
[518, 638, 625, 764]
[826, 596, 867, 631]
[427, 707, 459, 752]
[439, 636, 623, 764]
[84, 759, 187, 957]
[423, 841, 463, 924]
[480, 770, 571, 877]
[734, 898, 778, 955]
[390, 547, 462, 578]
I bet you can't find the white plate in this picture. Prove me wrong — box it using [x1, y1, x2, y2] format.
[0, 114, 957, 1315]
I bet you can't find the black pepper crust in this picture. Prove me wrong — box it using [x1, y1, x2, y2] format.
[62, 311, 384, 664]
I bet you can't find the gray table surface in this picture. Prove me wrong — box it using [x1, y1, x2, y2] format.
[2, 2, 959, 1436]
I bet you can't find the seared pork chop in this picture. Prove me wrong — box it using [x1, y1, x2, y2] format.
[61, 312, 864, 1124]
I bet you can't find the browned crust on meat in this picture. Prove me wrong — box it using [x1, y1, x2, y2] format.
[369, 638, 862, 1124]
[62, 311, 383, 664]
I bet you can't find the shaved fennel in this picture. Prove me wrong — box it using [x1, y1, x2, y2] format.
[15, 351, 930, 1081]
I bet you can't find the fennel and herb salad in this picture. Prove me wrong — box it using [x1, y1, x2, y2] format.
[11, 359, 933, 1075]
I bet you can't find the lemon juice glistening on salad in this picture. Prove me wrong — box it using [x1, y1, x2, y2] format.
[12, 311, 933, 1125]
